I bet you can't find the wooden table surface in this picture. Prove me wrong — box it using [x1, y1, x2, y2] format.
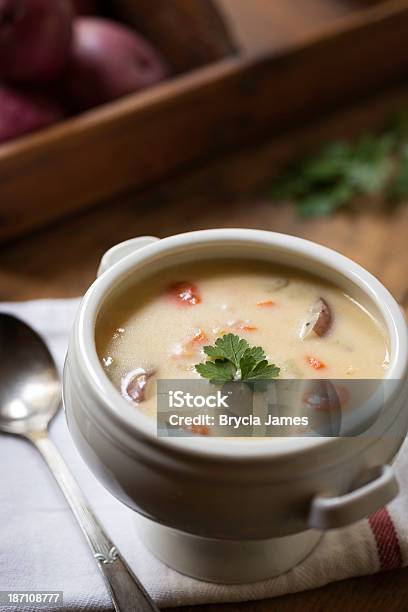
[1, 85, 408, 611]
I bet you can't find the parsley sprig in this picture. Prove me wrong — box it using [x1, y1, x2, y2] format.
[270, 112, 408, 217]
[195, 333, 280, 384]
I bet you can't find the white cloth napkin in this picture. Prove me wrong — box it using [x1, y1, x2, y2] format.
[0, 298, 407, 611]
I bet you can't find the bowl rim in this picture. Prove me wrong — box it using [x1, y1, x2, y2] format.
[74, 229, 408, 459]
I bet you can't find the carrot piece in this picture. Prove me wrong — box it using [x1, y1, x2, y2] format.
[191, 329, 208, 344]
[230, 320, 258, 332]
[169, 281, 201, 306]
[170, 348, 194, 360]
[226, 319, 258, 333]
[190, 425, 210, 436]
[172, 329, 208, 359]
[306, 356, 326, 370]
[256, 300, 276, 307]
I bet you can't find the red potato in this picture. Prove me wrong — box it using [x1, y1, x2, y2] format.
[0, 0, 73, 83]
[63, 17, 169, 111]
[0, 86, 64, 144]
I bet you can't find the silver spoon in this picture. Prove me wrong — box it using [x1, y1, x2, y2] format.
[0, 313, 159, 612]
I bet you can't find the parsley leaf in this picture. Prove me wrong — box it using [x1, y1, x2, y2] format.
[195, 360, 237, 384]
[196, 333, 280, 384]
[388, 143, 408, 201]
[296, 182, 354, 217]
[203, 333, 249, 368]
[270, 113, 408, 217]
[243, 360, 281, 382]
[243, 345, 266, 363]
[348, 134, 394, 194]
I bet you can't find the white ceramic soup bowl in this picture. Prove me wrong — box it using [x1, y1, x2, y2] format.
[63, 229, 408, 583]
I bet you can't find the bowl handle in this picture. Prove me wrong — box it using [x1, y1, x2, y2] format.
[308, 465, 398, 529]
[97, 236, 160, 277]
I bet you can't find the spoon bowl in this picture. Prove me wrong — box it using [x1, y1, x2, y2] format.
[0, 314, 60, 435]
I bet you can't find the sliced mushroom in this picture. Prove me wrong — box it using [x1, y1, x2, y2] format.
[303, 380, 342, 437]
[266, 277, 289, 293]
[121, 367, 155, 404]
[299, 297, 333, 340]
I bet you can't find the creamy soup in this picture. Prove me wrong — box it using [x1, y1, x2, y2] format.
[96, 260, 389, 421]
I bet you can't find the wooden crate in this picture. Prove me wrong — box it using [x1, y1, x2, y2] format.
[2, 0, 408, 242]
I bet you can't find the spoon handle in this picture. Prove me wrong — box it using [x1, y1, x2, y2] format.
[27, 430, 159, 612]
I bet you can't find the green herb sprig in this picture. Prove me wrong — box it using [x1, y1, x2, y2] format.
[270, 112, 408, 217]
[195, 333, 280, 384]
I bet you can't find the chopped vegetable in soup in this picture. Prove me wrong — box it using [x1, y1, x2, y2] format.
[96, 260, 389, 419]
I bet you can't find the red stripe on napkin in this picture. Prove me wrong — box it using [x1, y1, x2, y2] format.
[369, 507, 402, 570]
